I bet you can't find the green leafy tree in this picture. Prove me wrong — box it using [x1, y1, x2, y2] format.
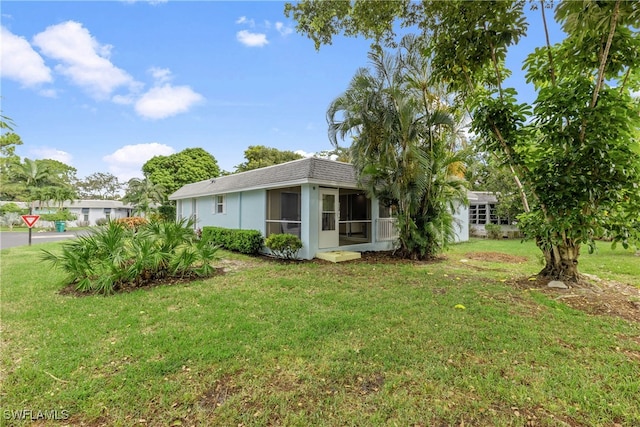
[0, 134, 23, 200]
[142, 148, 220, 195]
[36, 159, 77, 187]
[234, 145, 304, 173]
[465, 149, 527, 222]
[76, 172, 122, 200]
[286, 0, 640, 281]
[328, 37, 468, 259]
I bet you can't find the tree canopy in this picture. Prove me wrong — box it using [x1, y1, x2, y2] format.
[142, 148, 220, 196]
[234, 145, 304, 173]
[287, 0, 640, 281]
[76, 172, 122, 200]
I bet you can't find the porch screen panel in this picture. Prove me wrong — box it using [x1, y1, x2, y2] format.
[339, 190, 373, 244]
[266, 186, 301, 238]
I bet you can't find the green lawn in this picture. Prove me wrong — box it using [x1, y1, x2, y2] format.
[1, 239, 639, 426]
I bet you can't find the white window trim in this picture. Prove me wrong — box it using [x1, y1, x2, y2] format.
[214, 195, 226, 215]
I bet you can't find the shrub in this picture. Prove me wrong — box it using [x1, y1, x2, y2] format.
[201, 227, 263, 254]
[1, 212, 22, 230]
[0, 202, 27, 215]
[40, 218, 219, 295]
[264, 233, 303, 260]
[95, 218, 108, 226]
[485, 223, 503, 240]
[40, 209, 76, 222]
[115, 217, 149, 230]
[158, 204, 176, 222]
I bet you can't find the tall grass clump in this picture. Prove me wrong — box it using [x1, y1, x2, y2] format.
[40, 218, 219, 295]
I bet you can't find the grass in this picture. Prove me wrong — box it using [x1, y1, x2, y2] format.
[1, 239, 639, 426]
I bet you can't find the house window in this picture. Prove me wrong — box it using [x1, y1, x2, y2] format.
[469, 205, 478, 224]
[103, 208, 111, 221]
[489, 203, 499, 224]
[214, 195, 225, 214]
[81, 208, 89, 222]
[470, 203, 511, 226]
[266, 186, 301, 238]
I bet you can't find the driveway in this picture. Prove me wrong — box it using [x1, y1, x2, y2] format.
[0, 230, 88, 249]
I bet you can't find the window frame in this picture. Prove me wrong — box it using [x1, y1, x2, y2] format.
[213, 195, 225, 215]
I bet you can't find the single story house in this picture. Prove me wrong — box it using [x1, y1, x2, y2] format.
[1, 199, 133, 228]
[169, 157, 471, 260]
[30, 200, 132, 227]
[468, 191, 520, 238]
[58, 200, 133, 226]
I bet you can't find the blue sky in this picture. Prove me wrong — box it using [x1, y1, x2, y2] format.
[1, 1, 564, 182]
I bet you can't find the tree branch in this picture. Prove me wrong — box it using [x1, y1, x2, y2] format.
[540, 0, 556, 86]
[591, 0, 621, 108]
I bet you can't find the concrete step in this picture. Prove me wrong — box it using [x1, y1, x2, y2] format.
[315, 251, 361, 263]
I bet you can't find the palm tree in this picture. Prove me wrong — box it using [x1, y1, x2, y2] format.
[327, 38, 468, 260]
[12, 158, 51, 211]
[122, 178, 166, 217]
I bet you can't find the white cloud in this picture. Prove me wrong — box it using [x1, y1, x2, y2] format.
[30, 147, 73, 165]
[275, 22, 293, 37]
[38, 88, 57, 98]
[0, 26, 52, 87]
[135, 84, 204, 119]
[112, 94, 135, 105]
[32, 21, 135, 99]
[236, 30, 268, 47]
[294, 150, 315, 158]
[149, 66, 172, 84]
[103, 142, 175, 181]
[235, 16, 255, 27]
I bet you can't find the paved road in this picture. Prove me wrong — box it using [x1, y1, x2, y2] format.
[0, 231, 87, 249]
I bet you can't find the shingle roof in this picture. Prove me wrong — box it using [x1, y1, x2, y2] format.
[469, 191, 498, 204]
[169, 157, 359, 200]
[64, 200, 133, 209]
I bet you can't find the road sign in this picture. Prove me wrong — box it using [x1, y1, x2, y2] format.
[21, 215, 40, 228]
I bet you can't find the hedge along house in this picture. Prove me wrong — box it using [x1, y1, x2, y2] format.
[169, 157, 470, 260]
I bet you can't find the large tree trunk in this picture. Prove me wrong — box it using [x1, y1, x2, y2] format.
[537, 237, 581, 283]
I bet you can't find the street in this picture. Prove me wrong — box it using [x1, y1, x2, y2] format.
[0, 230, 84, 249]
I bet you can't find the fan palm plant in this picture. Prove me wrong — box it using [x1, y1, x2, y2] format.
[41, 218, 219, 294]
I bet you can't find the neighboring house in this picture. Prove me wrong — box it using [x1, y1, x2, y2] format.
[1, 199, 133, 227]
[468, 191, 520, 238]
[34, 200, 133, 227]
[169, 157, 471, 260]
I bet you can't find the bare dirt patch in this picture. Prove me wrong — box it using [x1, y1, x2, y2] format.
[513, 275, 640, 323]
[198, 373, 240, 410]
[465, 251, 529, 263]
